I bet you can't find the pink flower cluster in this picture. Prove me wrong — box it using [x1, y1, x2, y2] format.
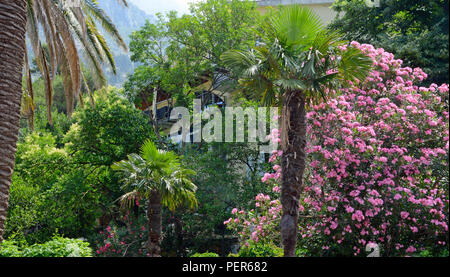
[302, 42, 449, 256]
[95, 211, 148, 257]
[227, 42, 449, 256]
[225, 192, 282, 246]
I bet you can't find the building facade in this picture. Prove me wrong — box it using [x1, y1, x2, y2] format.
[255, 0, 336, 24]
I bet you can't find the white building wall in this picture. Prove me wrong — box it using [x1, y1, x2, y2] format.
[255, 0, 337, 25]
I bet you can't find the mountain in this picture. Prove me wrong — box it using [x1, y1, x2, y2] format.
[99, 0, 153, 43]
[98, 0, 155, 86]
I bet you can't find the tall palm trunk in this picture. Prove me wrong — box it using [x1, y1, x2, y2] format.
[0, 0, 27, 244]
[280, 90, 307, 257]
[146, 190, 162, 257]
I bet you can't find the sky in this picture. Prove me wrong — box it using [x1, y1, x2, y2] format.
[128, 0, 201, 15]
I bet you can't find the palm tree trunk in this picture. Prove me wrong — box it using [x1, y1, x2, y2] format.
[0, 0, 28, 245]
[280, 90, 307, 257]
[175, 215, 184, 256]
[146, 190, 162, 257]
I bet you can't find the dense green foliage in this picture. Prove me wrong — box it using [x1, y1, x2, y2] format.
[2, 0, 448, 258]
[5, 87, 154, 245]
[329, 0, 449, 85]
[65, 87, 155, 166]
[235, 242, 284, 257]
[6, 83, 271, 256]
[161, 143, 272, 256]
[190, 252, 220, 257]
[124, 0, 259, 107]
[0, 235, 92, 257]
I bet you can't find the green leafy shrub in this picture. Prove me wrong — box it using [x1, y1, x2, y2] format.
[236, 242, 283, 257]
[0, 235, 93, 257]
[417, 248, 449, 257]
[296, 247, 310, 257]
[8, 86, 156, 244]
[64, 86, 155, 166]
[6, 132, 100, 243]
[0, 240, 23, 257]
[190, 252, 220, 257]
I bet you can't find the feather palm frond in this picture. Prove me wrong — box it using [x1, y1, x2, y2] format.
[24, 0, 127, 123]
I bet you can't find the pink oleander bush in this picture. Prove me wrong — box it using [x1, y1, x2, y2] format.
[225, 42, 449, 257]
[224, 193, 282, 246]
[95, 211, 148, 257]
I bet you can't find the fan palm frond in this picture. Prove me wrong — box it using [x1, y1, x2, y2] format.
[263, 4, 324, 48]
[222, 4, 372, 107]
[112, 140, 198, 212]
[337, 46, 373, 83]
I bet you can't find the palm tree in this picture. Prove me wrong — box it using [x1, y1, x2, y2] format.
[112, 140, 197, 257]
[24, 0, 128, 124]
[221, 5, 372, 256]
[0, 0, 127, 246]
[0, 0, 28, 246]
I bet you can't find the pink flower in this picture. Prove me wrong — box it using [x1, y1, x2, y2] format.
[330, 221, 338, 230]
[352, 210, 365, 222]
[400, 211, 409, 219]
[261, 173, 272, 183]
[378, 156, 388, 163]
[251, 231, 258, 242]
[345, 206, 354, 213]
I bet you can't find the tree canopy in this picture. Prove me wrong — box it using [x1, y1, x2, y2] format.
[125, 0, 259, 106]
[329, 0, 449, 85]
